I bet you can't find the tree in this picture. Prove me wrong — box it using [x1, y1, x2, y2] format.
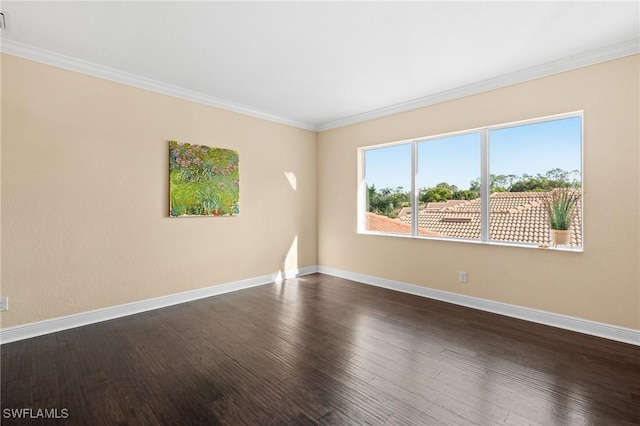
[367, 185, 410, 218]
[490, 174, 509, 192]
[509, 176, 551, 192]
[470, 169, 581, 193]
[452, 189, 479, 200]
[420, 186, 453, 203]
[545, 168, 569, 182]
[368, 168, 580, 216]
[469, 179, 480, 193]
[509, 169, 580, 192]
[436, 182, 458, 192]
[419, 181, 482, 202]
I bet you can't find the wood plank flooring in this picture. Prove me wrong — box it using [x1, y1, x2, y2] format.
[2, 273, 639, 425]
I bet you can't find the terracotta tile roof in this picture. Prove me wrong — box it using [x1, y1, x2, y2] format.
[396, 191, 582, 246]
[424, 200, 468, 210]
[397, 200, 468, 217]
[366, 212, 439, 236]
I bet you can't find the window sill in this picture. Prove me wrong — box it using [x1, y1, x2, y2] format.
[358, 231, 584, 253]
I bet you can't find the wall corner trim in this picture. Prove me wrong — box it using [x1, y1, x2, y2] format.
[317, 266, 640, 346]
[0, 266, 319, 344]
[2, 38, 637, 133]
[0, 40, 318, 132]
[316, 38, 640, 131]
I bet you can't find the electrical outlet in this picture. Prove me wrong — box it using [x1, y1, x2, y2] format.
[459, 272, 468, 283]
[0, 296, 8, 312]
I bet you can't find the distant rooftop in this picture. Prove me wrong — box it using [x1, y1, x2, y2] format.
[369, 191, 582, 246]
[366, 212, 438, 236]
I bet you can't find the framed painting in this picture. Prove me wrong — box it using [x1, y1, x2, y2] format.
[169, 141, 239, 217]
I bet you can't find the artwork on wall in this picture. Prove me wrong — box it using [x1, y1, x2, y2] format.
[169, 141, 239, 217]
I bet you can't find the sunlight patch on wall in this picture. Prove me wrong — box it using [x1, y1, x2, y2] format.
[276, 236, 299, 281]
[285, 171, 297, 190]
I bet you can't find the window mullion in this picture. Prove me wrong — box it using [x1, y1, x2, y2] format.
[480, 129, 490, 242]
[411, 140, 418, 237]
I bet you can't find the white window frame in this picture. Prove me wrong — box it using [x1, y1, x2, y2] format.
[358, 111, 584, 251]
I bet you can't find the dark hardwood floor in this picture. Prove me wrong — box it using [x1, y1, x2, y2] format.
[2, 273, 639, 425]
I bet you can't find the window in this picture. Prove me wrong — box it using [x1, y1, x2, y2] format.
[364, 144, 413, 235]
[417, 133, 481, 240]
[360, 113, 583, 250]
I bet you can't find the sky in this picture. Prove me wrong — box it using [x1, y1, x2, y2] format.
[364, 116, 582, 191]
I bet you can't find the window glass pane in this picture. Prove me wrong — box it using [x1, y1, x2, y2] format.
[413, 133, 481, 239]
[489, 116, 582, 247]
[364, 144, 412, 234]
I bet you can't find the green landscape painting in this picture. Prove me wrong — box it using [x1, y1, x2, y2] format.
[169, 141, 239, 217]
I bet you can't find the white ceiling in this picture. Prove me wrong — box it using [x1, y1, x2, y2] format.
[1, 1, 639, 130]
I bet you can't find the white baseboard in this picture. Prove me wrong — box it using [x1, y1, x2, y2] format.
[3, 265, 638, 346]
[0, 266, 319, 344]
[318, 266, 640, 346]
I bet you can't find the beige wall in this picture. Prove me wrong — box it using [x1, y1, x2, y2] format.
[1, 54, 317, 327]
[318, 55, 640, 330]
[2, 53, 639, 332]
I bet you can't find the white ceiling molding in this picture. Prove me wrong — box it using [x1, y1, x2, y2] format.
[2, 38, 638, 133]
[316, 38, 640, 131]
[0, 39, 318, 131]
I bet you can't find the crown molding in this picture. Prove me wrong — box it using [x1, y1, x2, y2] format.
[317, 38, 640, 131]
[0, 39, 318, 131]
[1, 38, 638, 133]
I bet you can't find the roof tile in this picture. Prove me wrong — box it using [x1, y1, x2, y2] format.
[396, 191, 582, 246]
[366, 212, 439, 236]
